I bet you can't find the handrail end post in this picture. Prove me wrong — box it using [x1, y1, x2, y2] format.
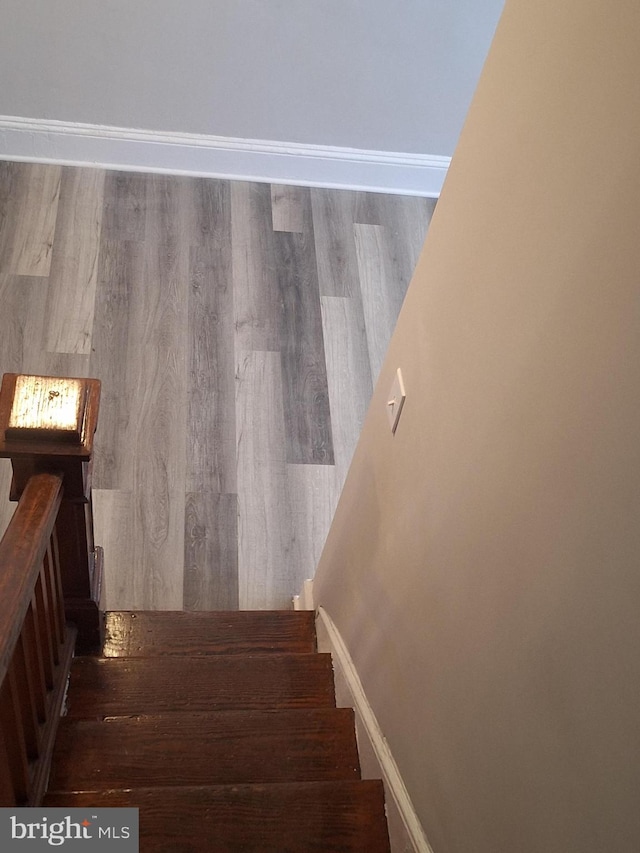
[0, 373, 103, 654]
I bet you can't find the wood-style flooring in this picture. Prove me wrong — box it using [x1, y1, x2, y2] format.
[0, 162, 434, 609]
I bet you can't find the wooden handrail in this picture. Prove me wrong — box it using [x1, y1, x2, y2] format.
[0, 471, 77, 806]
[0, 374, 103, 652]
[0, 374, 103, 805]
[0, 473, 63, 687]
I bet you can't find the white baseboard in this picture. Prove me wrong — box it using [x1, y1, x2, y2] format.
[316, 606, 434, 853]
[0, 115, 449, 197]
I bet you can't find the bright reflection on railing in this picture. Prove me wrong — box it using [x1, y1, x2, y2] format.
[7, 376, 86, 443]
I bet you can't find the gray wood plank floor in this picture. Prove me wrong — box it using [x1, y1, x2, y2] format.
[0, 162, 434, 610]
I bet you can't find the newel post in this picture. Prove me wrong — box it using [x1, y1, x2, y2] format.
[0, 374, 104, 652]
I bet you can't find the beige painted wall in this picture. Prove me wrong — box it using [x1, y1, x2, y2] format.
[312, 1, 640, 851]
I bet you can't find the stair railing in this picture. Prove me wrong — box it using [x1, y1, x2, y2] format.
[0, 374, 103, 806]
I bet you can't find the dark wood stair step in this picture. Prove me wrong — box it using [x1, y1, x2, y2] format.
[44, 780, 391, 852]
[66, 653, 335, 716]
[102, 610, 317, 657]
[48, 709, 360, 792]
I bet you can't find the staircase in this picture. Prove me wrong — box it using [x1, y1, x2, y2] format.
[44, 610, 391, 852]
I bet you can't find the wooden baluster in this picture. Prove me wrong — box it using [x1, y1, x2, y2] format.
[41, 547, 61, 667]
[44, 539, 65, 660]
[11, 637, 41, 760]
[55, 503, 103, 652]
[0, 668, 30, 803]
[22, 603, 47, 724]
[55, 500, 93, 599]
[0, 722, 17, 806]
[33, 574, 55, 689]
[49, 529, 68, 646]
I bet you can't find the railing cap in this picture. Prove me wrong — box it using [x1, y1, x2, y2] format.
[0, 374, 101, 461]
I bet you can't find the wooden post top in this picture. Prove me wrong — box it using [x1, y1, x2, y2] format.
[0, 374, 101, 500]
[0, 374, 100, 461]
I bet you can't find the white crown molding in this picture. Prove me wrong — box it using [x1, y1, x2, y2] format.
[316, 605, 435, 853]
[0, 115, 449, 196]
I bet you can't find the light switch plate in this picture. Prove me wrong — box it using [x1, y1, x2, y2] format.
[386, 368, 406, 433]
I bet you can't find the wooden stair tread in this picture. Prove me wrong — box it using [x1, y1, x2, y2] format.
[44, 608, 391, 848]
[44, 780, 391, 852]
[48, 709, 360, 791]
[102, 610, 317, 657]
[67, 653, 336, 716]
